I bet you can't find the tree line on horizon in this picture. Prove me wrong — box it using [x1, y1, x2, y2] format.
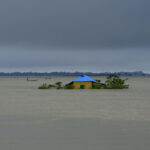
[0, 71, 149, 76]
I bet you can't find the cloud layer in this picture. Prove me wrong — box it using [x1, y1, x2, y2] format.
[0, 0, 150, 47]
[0, 0, 150, 72]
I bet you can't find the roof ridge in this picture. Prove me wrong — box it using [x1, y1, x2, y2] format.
[72, 75, 97, 82]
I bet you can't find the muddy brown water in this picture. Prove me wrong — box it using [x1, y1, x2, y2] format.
[0, 77, 150, 150]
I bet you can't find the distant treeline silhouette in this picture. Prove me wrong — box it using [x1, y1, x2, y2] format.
[0, 71, 149, 77]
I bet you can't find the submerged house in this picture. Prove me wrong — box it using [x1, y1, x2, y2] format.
[66, 75, 105, 89]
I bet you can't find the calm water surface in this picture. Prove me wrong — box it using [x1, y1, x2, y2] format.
[0, 77, 150, 150]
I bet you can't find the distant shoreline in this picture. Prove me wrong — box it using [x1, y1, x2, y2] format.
[0, 71, 149, 77]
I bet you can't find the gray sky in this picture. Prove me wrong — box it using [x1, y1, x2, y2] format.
[0, 0, 150, 72]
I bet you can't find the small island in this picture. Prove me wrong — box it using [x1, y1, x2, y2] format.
[38, 74, 129, 89]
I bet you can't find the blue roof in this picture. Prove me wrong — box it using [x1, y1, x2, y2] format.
[73, 75, 97, 82]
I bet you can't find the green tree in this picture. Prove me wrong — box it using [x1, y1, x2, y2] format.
[105, 74, 129, 89]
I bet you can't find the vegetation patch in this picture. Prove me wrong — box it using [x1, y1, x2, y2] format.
[105, 75, 129, 89]
[38, 83, 50, 89]
[64, 84, 75, 89]
[38, 82, 71, 89]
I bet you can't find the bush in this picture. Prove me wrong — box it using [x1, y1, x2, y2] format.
[38, 83, 50, 89]
[55, 82, 63, 89]
[64, 84, 74, 89]
[48, 84, 56, 89]
[105, 74, 129, 89]
[92, 84, 104, 89]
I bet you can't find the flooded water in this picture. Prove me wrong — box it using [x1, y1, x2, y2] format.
[0, 77, 150, 150]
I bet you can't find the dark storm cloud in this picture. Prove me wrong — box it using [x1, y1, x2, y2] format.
[0, 0, 150, 72]
[0, 0, 150, 48]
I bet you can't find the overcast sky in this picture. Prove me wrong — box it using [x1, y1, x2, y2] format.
[0, 0, 150, 72]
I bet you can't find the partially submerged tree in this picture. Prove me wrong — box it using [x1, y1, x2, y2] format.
[64, 84, 74, 89]
[38, 83, 50, 89]
[105, 74, 129, 89]
[55, 82, 63, 89]
[48, 84, 56, 89]
[38, 83, 55, 89]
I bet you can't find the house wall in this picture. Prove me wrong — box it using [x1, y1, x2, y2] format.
[73, 82, 92, 89]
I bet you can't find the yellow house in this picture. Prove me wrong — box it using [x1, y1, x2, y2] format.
[67, 75, 105, 89]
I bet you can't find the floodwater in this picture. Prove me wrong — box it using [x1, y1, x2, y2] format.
[0, 77, 150, 150]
